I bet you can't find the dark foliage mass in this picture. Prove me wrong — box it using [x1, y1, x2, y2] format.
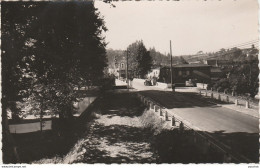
[2, 1, 107, 163]
[106, 47, 189, 70]
[209, 58, 259, 98]
[126, 40, 153, 78]
[2, 1, 107, 119]
[181, 46, 259, 98]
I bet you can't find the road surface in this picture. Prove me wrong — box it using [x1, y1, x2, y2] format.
[133, 79, 259, 133]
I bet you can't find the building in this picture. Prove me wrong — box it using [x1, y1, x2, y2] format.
[118, 62, 126, 79]
[108, 68, 119, 77]
[203, 59, 230, 68]
[147, 68, 160, 79]
[158, 64, 211, 85]
[117, 62, 134, 79]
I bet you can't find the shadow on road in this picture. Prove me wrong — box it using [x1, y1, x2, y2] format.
[139, 90, 228, 109]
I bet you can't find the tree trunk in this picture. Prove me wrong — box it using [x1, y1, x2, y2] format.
[2, 101, 20, 163]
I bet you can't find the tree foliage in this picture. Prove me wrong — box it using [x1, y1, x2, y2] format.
[211, 58, 259, 98]
[127, 40, 152, 78]
[2, 1, 107, 120]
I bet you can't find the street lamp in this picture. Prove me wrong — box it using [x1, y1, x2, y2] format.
[170, 40, 175, 92]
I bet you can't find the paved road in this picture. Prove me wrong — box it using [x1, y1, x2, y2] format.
[133, 79, 259, 133]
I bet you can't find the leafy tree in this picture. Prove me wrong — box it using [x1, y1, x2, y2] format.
[2, 1, 107, 118]
[106, 49, 125, 68]
[179, 56, 188, 64]
[2, 2, 108, 163]
[127, 40, 152, 78]
[229, 59, 259, 97]
[211, 58, 259, 98]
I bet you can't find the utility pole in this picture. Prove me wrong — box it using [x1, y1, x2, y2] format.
[126, 49, 129, 91]
[170, 40, 174, 92]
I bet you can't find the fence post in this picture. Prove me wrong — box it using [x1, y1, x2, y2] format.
[150, 102, 153, 110]
[199, 90, 201, 95]
[235, 99, 238, 106]
[245, 101, 250, 109]
[179, 121, 184, 133]
[205, 91, 207, 97]
[160, 108, 163, 116]
[171, 116, 175, 126]
[154, 105, 157, 112]
[232, 91, 234, 96]
[164, 111, 168, 121]
[226, 96, 229, 103]
[211, 92, 213, 99]
[218, 94, 221, 100]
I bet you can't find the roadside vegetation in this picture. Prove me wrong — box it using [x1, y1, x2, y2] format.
[208, 58, 259, 99]
[2, 1, 109, 163]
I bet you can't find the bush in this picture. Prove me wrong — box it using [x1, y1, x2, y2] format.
[224, 88, 230, 94]
[212, 78, 230, 93]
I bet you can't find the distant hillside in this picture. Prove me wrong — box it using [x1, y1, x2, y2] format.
[182, 47, 258, 63]
[106, 48, 189, 68]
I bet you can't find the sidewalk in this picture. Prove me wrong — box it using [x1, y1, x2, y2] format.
[200, 91, 259, 119]
[115, 79, 127, 86]
[200, 90, 259, 107]
[219, 104, 259, 119]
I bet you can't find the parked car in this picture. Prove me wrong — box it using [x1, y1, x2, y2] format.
[144, 79, 152, 86]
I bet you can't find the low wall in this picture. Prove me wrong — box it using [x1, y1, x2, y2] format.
[9, 120, 52, 134]
[133, 78, 145, 82]
[199, 90, 259, 111]
[157, 82, 168, 89]
[196, 83, 208, 89]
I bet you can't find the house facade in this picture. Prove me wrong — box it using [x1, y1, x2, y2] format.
[158, 64, 211, 85]
[147, 68, 160, 79]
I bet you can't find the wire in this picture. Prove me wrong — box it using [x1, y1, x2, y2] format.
[223, 39, 258, 49]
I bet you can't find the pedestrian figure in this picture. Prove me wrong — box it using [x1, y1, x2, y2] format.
[129, 77, 133, 88]
[152, 76, 157, 86]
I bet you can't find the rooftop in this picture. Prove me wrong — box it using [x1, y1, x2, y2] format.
[173, 64, 211, 68]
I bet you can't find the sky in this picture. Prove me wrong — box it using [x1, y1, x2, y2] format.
[95, 0, 258, 56]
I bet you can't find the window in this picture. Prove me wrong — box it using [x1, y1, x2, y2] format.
[178, 71, 182, 76]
